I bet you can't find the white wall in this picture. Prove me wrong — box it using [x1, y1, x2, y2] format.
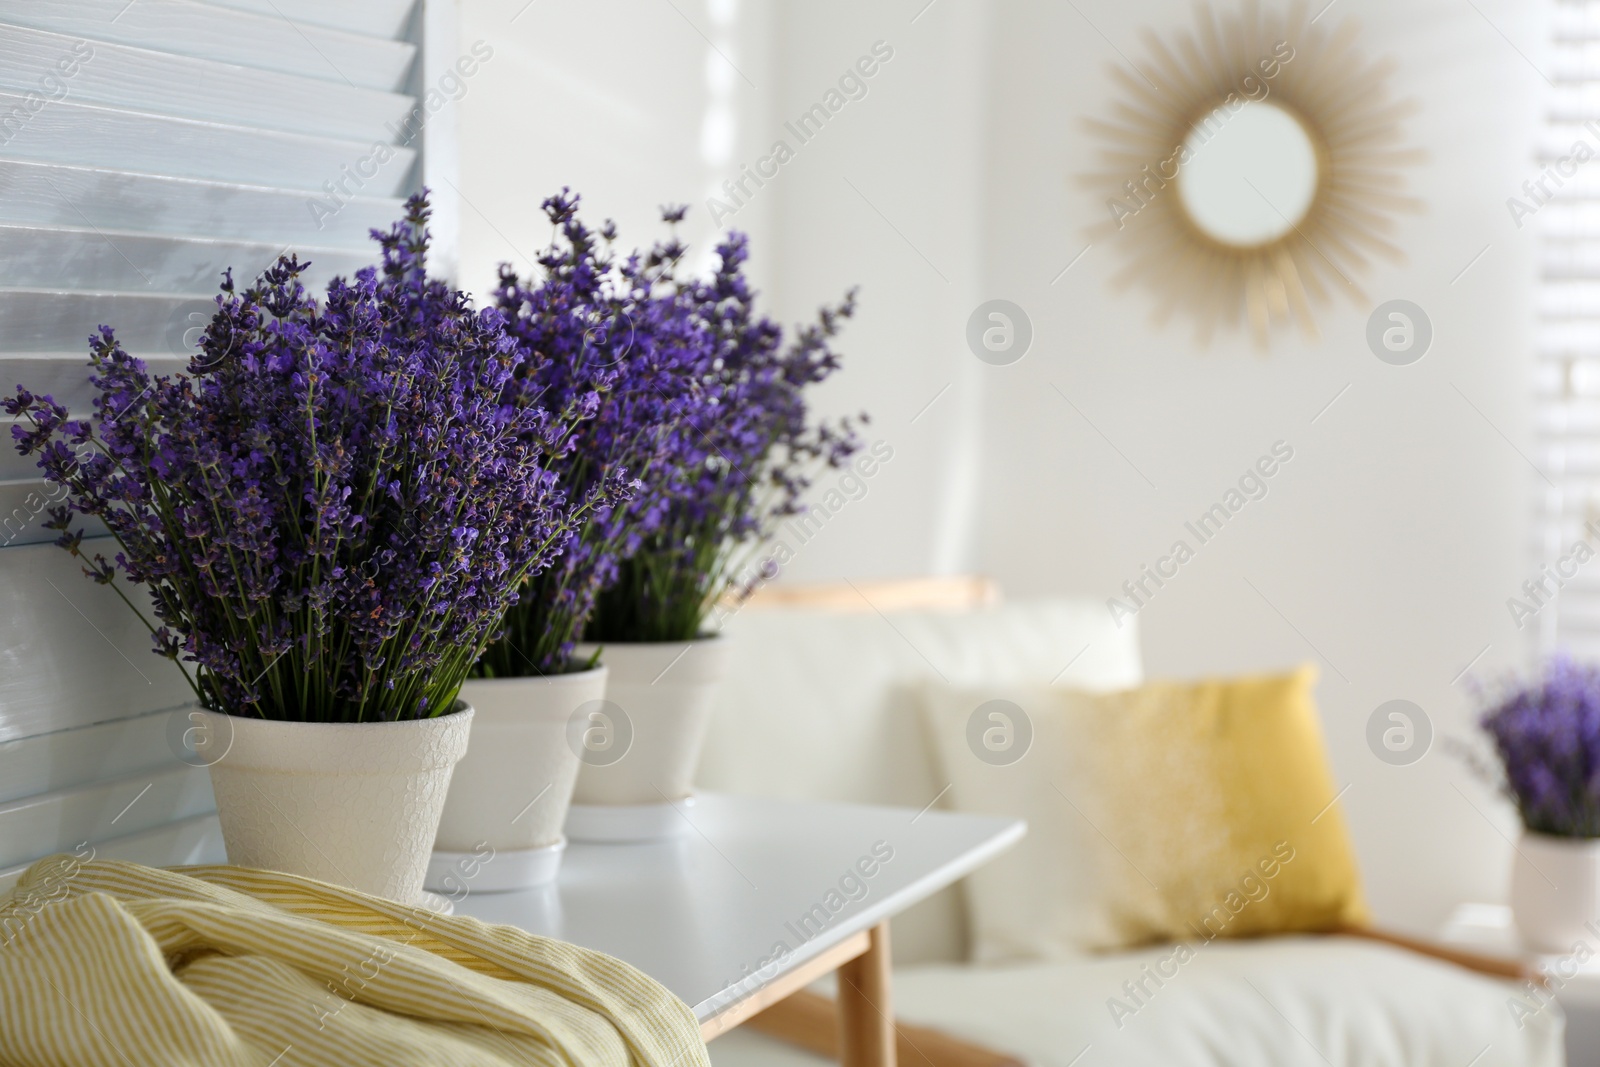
[460, 0, 1546, 934]
[456, 0, 725, 300]
[459, 0, 995, 580]
[749, 1, 993, 579]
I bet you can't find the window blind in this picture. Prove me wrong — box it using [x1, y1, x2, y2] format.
[1536, 2, 1600, 653]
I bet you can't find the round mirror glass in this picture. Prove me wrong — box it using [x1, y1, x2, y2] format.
[1176, 101, 1319, 247]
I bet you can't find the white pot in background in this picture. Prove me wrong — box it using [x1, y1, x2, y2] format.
[567, 636, 731, 841]
[425, 668, 608, 892]
[193, 703, 472, 905]
[1511, 831, 1600, 952]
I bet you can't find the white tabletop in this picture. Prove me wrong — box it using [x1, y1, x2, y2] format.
[453, 793, 1025, 1021]
[1441, 903, 1600, 1006]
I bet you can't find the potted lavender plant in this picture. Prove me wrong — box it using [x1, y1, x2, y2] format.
[1482, 657, 1600, 951]
[6, 197, 594, 905]
[570, 219, 864, 841]
[429, 193, 695, 888]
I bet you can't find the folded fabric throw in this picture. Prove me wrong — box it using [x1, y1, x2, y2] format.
[0, 854, 711, 1067]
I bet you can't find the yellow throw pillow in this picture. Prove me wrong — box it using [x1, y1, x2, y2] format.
[919, 664, 1368, 961]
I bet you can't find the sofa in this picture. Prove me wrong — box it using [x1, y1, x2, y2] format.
[693, 592, 1565, 1067]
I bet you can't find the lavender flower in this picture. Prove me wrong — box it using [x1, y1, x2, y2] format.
[6, 194, 599, 722]
[1481, 656, 1600, 837]
[585, 209, 866, 643]
[474, 191, 694, 676]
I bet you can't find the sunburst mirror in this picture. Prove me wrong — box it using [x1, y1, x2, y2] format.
[1083, 1, 1422, 346]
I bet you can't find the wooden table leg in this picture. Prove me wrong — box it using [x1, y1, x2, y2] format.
[836, 921, 895, 1067]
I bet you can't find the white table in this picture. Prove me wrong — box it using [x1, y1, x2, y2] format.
[454, 793, 1024, 1063]
[1442, 903, 1600, 1065]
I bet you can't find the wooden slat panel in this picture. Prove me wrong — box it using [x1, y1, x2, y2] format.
[0, 1, 416, 91]
[209, 0, 417, 39]
[0, 290, 243, 353]
[0, 763, 215, 869]
[0, 225, 372, 296]
[0, 812, 223, 895]
[0, 478, 92, 548]
[0, 24, 415, 144]
[0, 477, 111, 547]
[0, 454, 49, 489]
[0, 430, 48, 484]
[0, 706, 187, 804]
[0, 538, 194, 742]
[0, 92, 416, 195]
[0, 0, 435, 878]
[0, 159, 404, 249]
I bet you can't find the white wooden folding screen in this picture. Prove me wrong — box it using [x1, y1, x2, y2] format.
[0, 0, 448, 892]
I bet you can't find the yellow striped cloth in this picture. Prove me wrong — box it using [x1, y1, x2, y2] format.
[0, 854, 711, 1067]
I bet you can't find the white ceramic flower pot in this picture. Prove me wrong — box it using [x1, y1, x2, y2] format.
[567, 636, 731, 841]
[425, 668, 608, 892]
[1511, 831, 1600, 952]
[193, 703, 472, 905]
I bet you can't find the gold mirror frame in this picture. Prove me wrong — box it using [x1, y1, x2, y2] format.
[1083, 1, 1422, 346]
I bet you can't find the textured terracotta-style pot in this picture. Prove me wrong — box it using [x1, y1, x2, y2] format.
[426, 668, 607, 892]
[193, 702, 472, 905]
[567, 636, 730, 841]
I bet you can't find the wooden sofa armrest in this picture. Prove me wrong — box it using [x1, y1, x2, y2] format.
[744, 989, 1025, 1067]
[1333, 924, 1544, 985]
[733, 576, 1001, 614]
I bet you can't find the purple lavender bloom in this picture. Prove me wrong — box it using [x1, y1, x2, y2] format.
[6, 194, 596, 722]
[1481, 656, 1600, 837]
[584, 209, 866, 642]
[474, 191, 688, 676]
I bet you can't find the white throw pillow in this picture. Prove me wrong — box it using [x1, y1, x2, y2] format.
[920, 681, 1113, 962]
[696, 600, 1142, 964]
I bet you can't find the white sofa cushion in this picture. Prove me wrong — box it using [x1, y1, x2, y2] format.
[697, 600, 1142, 963]
[709, 938, 1564, 1067]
